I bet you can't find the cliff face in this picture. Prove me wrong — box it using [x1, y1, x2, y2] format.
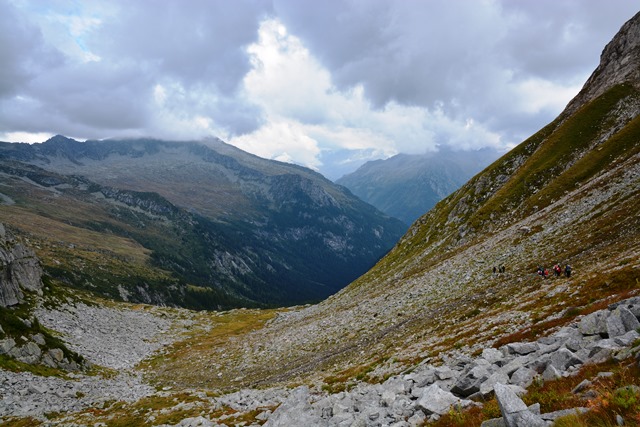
[0, 224, 43, 307]
[565, 10, 640, 115]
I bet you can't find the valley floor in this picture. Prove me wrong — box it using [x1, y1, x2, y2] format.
[2, 286, 640, 426]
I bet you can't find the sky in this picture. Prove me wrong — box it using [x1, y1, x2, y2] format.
[0, 1, 637, 179]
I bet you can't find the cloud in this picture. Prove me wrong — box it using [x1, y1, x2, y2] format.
[0, 0, 637, 177]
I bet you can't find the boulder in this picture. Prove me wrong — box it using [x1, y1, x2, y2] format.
[549, 348, 583, 371]
[494, 383, 546, 427]
[417, 384, 469, 416]
[606, 306, 640, 338]
[506, 342, 539, 356]
[451, 365, 491, 397]
[578, 311, 609, 336]
[510, 367, 536, 388]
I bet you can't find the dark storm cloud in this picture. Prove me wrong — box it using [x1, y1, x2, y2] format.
[273, 0, 638, 139]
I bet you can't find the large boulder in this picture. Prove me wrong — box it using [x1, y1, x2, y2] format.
[417, 383, 471, 416]
[0, 223, 43, 307]
[494, 383, 546, 427]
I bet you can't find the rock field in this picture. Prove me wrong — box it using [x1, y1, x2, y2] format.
[1, 293, 640, 426]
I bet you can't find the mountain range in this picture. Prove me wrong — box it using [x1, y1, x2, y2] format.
[0, 136, 406, 309]
[336, 148, 500, 226]
[1, 9, 640, 427]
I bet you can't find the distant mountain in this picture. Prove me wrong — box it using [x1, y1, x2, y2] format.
[336, 149, 499, 225]
[0, 137, 406, 309]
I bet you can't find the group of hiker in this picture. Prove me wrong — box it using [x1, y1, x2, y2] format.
[537, 263, 572, 279]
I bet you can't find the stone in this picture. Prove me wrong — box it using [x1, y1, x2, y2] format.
[0, 338, 16, 355]
[0, 225, 43, 307]
[434, 366, 455, 380]
[480, 418, 506, 427]
[451, 365, 491, 397]
[500, 356, 531, 376]
[506, 342, 539, 355]
[614, 330, 640, 346]
[494, 383, 545, 427]
[540, 407, 588, 421]
[587, 339, 622, 364]
[31, 333, 46, 346]
[571, 379, 592, 394]
[417, 384, 467, 416]
[482, 348, 506, 365]
[606, 307, 640, 338]
[549, 348, 583, 370]
[578, 310, 609, 336]
[407, 411, 426, 427]
[509, 367, 536, 388]
[480, 371, 510, 398]
[49, 348, 65, 363]
[542, 364, 562, 382]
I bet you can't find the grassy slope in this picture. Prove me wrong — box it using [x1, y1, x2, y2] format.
[138, 84, 640, 392]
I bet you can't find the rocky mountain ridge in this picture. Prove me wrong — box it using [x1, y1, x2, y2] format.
[0, 138, 406, 308]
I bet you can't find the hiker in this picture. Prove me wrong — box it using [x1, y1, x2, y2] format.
[493, 266, 497, 274]
[500, 265, 505, 273]
[553, 264, 562, 277]
[565, 264, 572, 278]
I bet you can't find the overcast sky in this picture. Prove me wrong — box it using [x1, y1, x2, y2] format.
[0, 1, 637, 179]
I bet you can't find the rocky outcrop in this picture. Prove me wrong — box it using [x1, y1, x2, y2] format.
[0, 223, 43, 307]
[565, 11, 640, 115]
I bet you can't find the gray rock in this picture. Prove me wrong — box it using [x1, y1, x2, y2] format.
[262, 387, 327, 427]
[0, 225, 43, 307]
[506, 342, 539, 355]
[0, 338, 16, 355]
[482, 348, 506, 365]
[578, 310, 609, 336]
[494, 383, 546, 427]
[542, 364, 562, 382]
[434, 366, 455, 380]
[480, 371, 510, 398]
[587, 339, 622, 363]
[451, 365, 491, 397]
[614, 329, 640, 346]
[606, 306, 640, 338]
[549, 348, 583, 370]
[480, 418, 506, 427]
[500, 356, 531, 376]
[510, 367, 536, 388]
[417, 383, 467, 416]
[571, 379, 592, 394]
[540, 407, 588, 421]
[49, 348, 65, 363]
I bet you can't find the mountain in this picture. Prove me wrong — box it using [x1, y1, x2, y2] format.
[143, 7, 640, 400]
[1, 10, 640, 427]
[336, 148, 499, 226]
[0, 137, 406, 309]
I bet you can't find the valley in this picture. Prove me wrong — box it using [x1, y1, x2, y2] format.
[1, 8, 640, 427]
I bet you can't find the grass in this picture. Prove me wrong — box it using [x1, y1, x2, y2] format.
[0, 418, 42, 427]
[140, 308, 279, 391]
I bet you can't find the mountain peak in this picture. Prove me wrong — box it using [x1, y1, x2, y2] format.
[565, 11, 640, 115]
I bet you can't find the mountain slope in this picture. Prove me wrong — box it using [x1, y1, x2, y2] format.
[336, 149, 499, 225]
[156, 11, 640, 391]
[0, 138, 406, 308]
